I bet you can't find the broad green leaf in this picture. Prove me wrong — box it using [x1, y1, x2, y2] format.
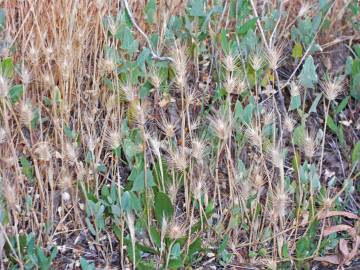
[20, 155, 35, 182]
[129, 167, 155, 192]
[289, 95, 301, 111]
[0, 9, 5, 29]
[335, 96, 350, 114]
[237, 17, 258, 35]
[308, 93, 322, 113]
[85, 218, 96, 236]
[189, 0, 205, 17]
[188, 237, 202, 257]
[292, 125, 305, 146]
[1, 58, 14, 78]
[292, 42, 303, 58]
[171, 243, 181, 259]
[121, 191, 141, 212]
[299, 56, 318, 89]
[64, 125, 77, 140]
[144, 0, 156, 24]
[149, 227, 161, 248]
[168, 258, 183, 269]
[350, 59, 360, 100]
[118, 27, 139, 54]
[80, 257, 96, 270]
[154, 192, 173, 223]
[220, 30, 229, 52]
[9, 84, 24, 104]
[351, 141, 360, 166]
[326, 115, 338, 134]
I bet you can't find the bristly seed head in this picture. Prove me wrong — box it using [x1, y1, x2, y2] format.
[104, 128, 122, 150]
[272, 186, 288, 218]
[168, 148, 188, 171]
[34, 142, 52, 162]
[321, 76, 344, 101]
[19, 101, 34, 128]
[20, 66, 32, 85]
[0, 75, 9, 98]
[250, 54, 264, 71]
[64, 142, 78, 164]
[244, 126, 262, 147]
[0, 126, 8, 144]
[290, 81, 301, 97]
[190, 137, 207, 162]
[266, 44, 285, 70]
[303, 131, 316, 159]
[120, 84, 138, 103]
[208, 113, 231, 141]
[158, 115, 177, 138]
[172, 44, 188, 89]
[299, 2, 311, 17]
[268, 146, 284, 168]
[223, 53, 238, 72]
[224, 74, 237, 94]
[284, 116, 295, 133]
[168, 221, 185, 239]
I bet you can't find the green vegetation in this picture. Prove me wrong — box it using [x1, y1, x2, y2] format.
[0, 0, 359, 269]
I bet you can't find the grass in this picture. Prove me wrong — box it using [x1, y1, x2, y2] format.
[0, 0, 359, 269]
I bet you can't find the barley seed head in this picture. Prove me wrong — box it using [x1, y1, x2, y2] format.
[168, 221, 185, 239]
[290, 81, 301, 97]
[0, 75, 9, 98]
[266, 44, 285, 70]
[208, 113, 231, 141]
[0, 126, 8, 144]
[104, 128, 122, 150]
[34, 142, 52, 162]
[321, 76, 344, 101]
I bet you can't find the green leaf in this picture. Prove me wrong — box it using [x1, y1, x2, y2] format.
[188, 237, 202, 257]
[292, 125, 305, 146]
[351, 141, 360, 166]
[80, 257, 96, 270]
[189, 0, 205, 17]
[168, 258, 183, 269]
[64, 125, 77, 140]
[149, 227, 161, 248]
[220, 30, 229, 52]
[296, 235, 310, 258]
[0, 9, 5, 29]
[121, 191, 141, 213]
[154, 192, 174, 223]
[350, 59, 360, 100]
[217, 235, 229, 255]
[335, 96, 350, 114]
[129, 166, 155, 192]
[299, 56, 318, 89]
[289, 95, 301, 111]
[237, 17, 258, 35]
[1, 58, 14, 78]
[118, 27, 139, 54]
[9, 84, 24, 104]
[85, 218, 96, 236]
[20, 155, 35, 182]
[170, 243, 181, 259]
[326, 115, 338, 134]
[308, 93, 322, 113]
[292, 42, 303, 58]
[144, 0, 156, 24]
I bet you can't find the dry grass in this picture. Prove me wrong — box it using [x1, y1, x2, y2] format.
[0, 0, 359, 269]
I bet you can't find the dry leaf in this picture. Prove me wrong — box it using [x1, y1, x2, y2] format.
[318, 211, 359, 220]
[324, 224, 356, 237]
[314, 255, 341, 265]
[339, 238, 350, 258]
